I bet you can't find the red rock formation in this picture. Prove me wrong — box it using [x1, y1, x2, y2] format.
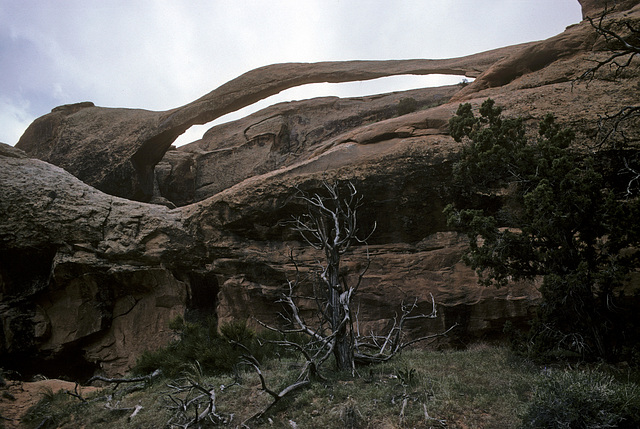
[2, 0, 639, 378]
[578, 0, 639, 18]
[15, 53, 518, 202]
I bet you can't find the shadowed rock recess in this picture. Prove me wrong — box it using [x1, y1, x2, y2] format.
[3, 0, 640, 378]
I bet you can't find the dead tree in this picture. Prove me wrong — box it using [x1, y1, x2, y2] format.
[236, 181, 455, 422]
[270, 181, 455, 375]
[285, 181, 371, 374]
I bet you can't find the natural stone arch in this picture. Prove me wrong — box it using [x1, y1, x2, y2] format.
[16, 51, 520, 202]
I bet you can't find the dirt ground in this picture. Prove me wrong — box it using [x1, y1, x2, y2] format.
[0, 379, 100, 429]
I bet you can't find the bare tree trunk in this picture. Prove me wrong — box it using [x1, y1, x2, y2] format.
[284, 181, 456, 375]
[326, 249, 354, 373]
[334, 331, 354, 373]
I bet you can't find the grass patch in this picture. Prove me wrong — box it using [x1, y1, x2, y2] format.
[20, 345, 640, 428]
[520, 368, 640, 428]
[20, 388, 70, 429]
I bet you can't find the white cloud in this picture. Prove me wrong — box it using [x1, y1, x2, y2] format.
[0, 96, 35, 145]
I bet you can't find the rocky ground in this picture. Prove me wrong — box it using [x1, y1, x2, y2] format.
[0, 378, 100, 428]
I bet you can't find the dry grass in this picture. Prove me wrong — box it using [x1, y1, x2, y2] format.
[21, 345, 637, 428]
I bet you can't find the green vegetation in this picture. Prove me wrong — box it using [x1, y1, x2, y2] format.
[22, 345, 640, 428]
[133, 316, 240, 378]
[21, 388, 74, 429]
[133, 317, 300, 378]
[445, 99, 640, 362]
[397, 97, 418, 115]
[521, 369, 640, 428]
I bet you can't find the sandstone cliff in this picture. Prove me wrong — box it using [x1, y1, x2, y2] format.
[2, 0, 639, 378]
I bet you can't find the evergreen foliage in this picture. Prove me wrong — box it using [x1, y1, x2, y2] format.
[445, 99, 640, 361]
[133, 317, 300, 378]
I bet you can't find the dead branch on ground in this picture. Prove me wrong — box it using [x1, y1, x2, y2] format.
[87, 368, 162, 391]
[164, 363, 231, 428]
[354, 295, 458, 365]
[240, 353, 310, 425]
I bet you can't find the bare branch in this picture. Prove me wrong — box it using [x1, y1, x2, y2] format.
[164, 377, 229, 428]
[87, 369, 162, 392]
[240, 353, 311, 424]
[288, 181, 369, 256]
[398, 323, 459, 350]
[591, 105, 640, 148]
[578, 4, 639, 84]
[353, 295, 457, 364]
[574, 5, 640, 197]
[63, 382, 88, 403]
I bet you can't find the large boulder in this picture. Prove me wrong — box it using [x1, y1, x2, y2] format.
[0, 146, 198, 376]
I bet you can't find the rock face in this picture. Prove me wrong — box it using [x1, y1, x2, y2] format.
[578, 0, 639, 18]
[2, 0, 640, 378]
[160, 86, 457, 206]
[15, 54, 519, 202]
[0, 145, 198, 376]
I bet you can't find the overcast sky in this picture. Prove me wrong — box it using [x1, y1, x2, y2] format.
[0, 0, 583, 147]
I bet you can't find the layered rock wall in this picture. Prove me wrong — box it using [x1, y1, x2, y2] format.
[0, 145, 196, 376]
[2, 0, 639, 378]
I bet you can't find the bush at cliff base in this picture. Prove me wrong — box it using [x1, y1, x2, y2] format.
[133, 317, 303, 378]
[519, 369, 640, 428]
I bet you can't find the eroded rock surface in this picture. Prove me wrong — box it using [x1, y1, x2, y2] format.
[0, 149, 197, 376]
[578, 0, 639, 18]
[2, 0, 640, 378]
[15, 53, 517, 202]
[160, 86, 457, 206]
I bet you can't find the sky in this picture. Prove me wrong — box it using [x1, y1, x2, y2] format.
[0, 1, 583, 147]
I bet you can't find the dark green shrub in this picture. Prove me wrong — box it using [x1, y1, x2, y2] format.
[397, 97, 417, 115]
[133, 317, 307, 378]
[520, 370, 640, 428]
[220, 319, 256, 343]
[446, 99, 640, 362]
[134, 317, 247, 377]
